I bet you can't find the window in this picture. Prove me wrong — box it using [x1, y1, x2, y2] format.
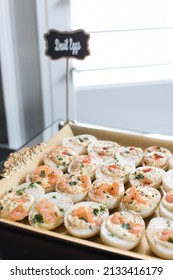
[70, 0, 173, 89]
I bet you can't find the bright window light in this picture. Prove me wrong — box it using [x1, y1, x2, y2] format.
[70, 0, 173, 88]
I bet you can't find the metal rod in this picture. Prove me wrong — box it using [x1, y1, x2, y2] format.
[66, 58, 70, 124]
[58, 59, 76, 129]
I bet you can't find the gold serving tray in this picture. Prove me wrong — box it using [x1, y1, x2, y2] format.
[1, 123, 173, 260]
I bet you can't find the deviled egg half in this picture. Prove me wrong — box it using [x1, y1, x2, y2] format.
[64, 201, 109, 238]
[100, 211, 145, 250]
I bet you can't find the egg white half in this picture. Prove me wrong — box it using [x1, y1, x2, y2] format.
[87, 178, 124, 210]
[146, 217, 173, 259]
[100, 211, 145, 250]
[159, 191, 173, 221]
[122, 186, 161, 218]
[116, 146, 144, 167]
[95, 159, 135, 184]
[68, 155, 99, 181]
[62, 134, 97, 155]
[129, 166, 165, 189]
[0, 191, 34, 221]
[64, 201, 109, 238]
[29, 192, 73, 230]
[162, 170, 173, 192]
[88, 140, 119, 163]
[56, 173, 91, 204]
[142, 152, 169, 171]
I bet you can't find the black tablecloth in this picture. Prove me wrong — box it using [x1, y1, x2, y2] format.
[0, 222, 134, 260]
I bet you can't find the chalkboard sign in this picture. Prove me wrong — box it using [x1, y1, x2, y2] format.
[44, 29, 90, 60]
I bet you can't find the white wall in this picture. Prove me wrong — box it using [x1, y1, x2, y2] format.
[0, 0, 44, 148]
[36, 0, 73, 127]
[0, 66, 8, 144]
[12, 0, 44, 141]
[75, 82, 173, 135]
[1, 0, 173, 150]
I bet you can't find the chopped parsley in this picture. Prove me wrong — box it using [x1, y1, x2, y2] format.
[122, 223, 131, 230]
[166, 221, 171, 227]
[58, 157, 63, 160]
[135, 173, 144, 180]
[93, 208, 99, 216]
[29, 183, 36, 188]
[32, 213, 44, 224]
[129, 201, 134, 204]
[100, 205, 107, 212]
[36, 181, 41, 185]
[69, 181, 77, 186]
[79, 216, 87, 222]
[40, 170, 46, 177]
[168, 237, 173, 243]
[79, 136, 89, 142]
[16, 188, 26, 195]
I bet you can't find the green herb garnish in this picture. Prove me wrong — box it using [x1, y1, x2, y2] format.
[36, 181, 41, 185]
[16, 188, 26, 195]
[32, 213, 44, 224]
[135, 173, 144, 180]
[29, 183, 36, 188]
[40, 170, 46, 177]
[100, 205, 106, 212]
[122, 223, 131, 229]
[69, 181, 77, 186]
[93, 208, 99, 216]
[79, 216, 87, 222]
[168, 237, 173, 243]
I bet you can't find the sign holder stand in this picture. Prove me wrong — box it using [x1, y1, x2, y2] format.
[58, 58, 73, 130]
[44, 29, 90, 130]
[66, 58, 70, 125]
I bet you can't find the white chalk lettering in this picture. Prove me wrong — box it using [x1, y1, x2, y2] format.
[54, 38, 81, 55]
[69, 38, 81, 55]
[55, 38, 68, 51]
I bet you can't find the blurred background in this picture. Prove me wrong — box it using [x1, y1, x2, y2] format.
[0, 0, 173, 150]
